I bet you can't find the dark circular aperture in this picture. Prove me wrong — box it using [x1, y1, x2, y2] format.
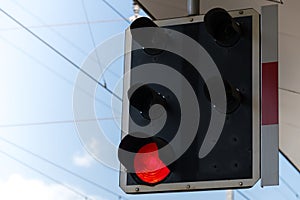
[130, 17, 165, 55]
[204, 8, 242, 47]
[204, 79, 241, 114]
[129, 85, 167, 123]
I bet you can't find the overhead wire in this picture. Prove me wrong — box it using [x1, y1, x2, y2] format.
[280, 176, 300, 199]
[0, 6, 125, 197]
[0, 19, 124, 31]
[10, 0, 121, 80]
[100, 0, 130, 24]
[236, 190, 251, 200]
[82, 0, 107, 87]
[0, 117, 119, 128]
[0, 7, 122, 101]
[0, 35, 121, 116]
[0, 149, 93, 200]
[0, 136, 129, 200]
[0, 5, 124, 197]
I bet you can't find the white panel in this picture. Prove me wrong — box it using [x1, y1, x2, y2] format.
[137, 0, 187, 19]
[278, 0, 300, 172]
[280, 89, 300, 131]
[279, 0, 300, 93]
[199, 0, 274, 14]
[279, 0, 300, 37]
[279, 34, 300, 93]
[279, 123, 300, 171]
[279, 89, 300, 170]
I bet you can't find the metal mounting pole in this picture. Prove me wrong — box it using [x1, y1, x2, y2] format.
[187, 0, 200, 16]
[226, 190, 234, 200]
[130, 0, 141, 22]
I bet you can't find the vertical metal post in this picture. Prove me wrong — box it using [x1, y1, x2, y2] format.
[226, 190, 234, 200]
[187, 0, 200, 16]
[130, 0, 141, 22]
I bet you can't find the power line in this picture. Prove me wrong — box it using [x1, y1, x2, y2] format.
[0, 19, 124, 31]
[10, 0, 121, 81]
[100, 0, 130, 24]
[0, 136, 129, 200]
[0, 149, 93, 200]
[82, 0, 107, 87]
[236, 190, 251, 200]
[0, 7, 122, 101]
[0, 35, 120, 116]
[280, 176, 300, 199]
[0, 117, 119, 128]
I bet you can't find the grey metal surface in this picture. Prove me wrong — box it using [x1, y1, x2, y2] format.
[261, 4, 278, 63]
[136, 0, 187, 19]
[261, 125, 279, 186]
[187, 0, 199, 15]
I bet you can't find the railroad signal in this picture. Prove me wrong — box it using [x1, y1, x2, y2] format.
[119, 8, 261, 193]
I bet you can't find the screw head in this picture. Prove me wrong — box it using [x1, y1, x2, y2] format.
[239, 182, 243, 186]
[239, 10, 244, 15]
[135, 187, 139, 192]
[186, 184, 191, 189]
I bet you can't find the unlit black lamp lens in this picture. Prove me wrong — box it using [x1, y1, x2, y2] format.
[204, 8, 242, 47]
[129, 85, 167, 120]
[130, 17, 163, 55]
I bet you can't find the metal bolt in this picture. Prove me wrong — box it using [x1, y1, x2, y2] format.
[239, 10, 244, 15]
[135, 187, 139, 192]
[190, 18, 194, 22]
[239, 182, 243, 186]
[186, 184, 191, 189]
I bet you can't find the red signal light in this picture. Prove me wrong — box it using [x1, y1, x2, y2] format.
[134, 142, 170, 184]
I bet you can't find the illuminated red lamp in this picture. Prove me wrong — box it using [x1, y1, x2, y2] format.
[134, 142, 170, 184]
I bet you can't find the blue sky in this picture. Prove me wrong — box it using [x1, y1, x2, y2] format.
[0, 0, 298, 200]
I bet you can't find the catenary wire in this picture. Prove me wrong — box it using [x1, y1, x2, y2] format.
[10, 0, 121, 80]
[236, 190, 251, 200]
[0, 5, 126, 200]
[0, 19, 124, 31]
[0, 35, 121, 116]
[280, 176, 300, 198]
[82, 0, 107, 87]
[0, 7, 122, 101]
[0, 149, 93, 200]
[0, 117, 119, 128]
[0, 136, 129, 200]
[0, 8, 124, 199]
[100, 0, 130, 24]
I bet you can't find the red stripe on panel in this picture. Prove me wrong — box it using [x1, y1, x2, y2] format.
[262, 62, 279, 125]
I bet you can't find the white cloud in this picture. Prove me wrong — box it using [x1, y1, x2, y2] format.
[72, 152, 94, 168]
[0, 174, 105, 200]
